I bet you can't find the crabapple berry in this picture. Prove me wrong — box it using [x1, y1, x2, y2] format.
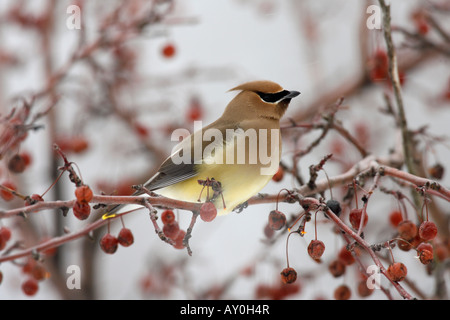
[200, 201, 217, 222]
[25, 194, 44, 206]
[0, 180, 16, 201]
[72, 201, 91, 220]
[418, 221, 438, 241]
[334, 284, 351, 300]
[161, 210, 175, 225]
[75, 185, 93, 203]
[100, 233, 118, 254]
[280, 267, 297, 284]
[0, 226, 12, 242]
[349, 208, 368, 229]
[307, 240, 325, 260]
[397, 220, 417, 241]
[357, 280, 374, 297]
[161, 43, 176, 58]
[118, 228, 134, 247]
[386, 262, 407, 282]
[22, 278, 39, 296]
[163, 222, 180, 240]
[428, 163, 444, 180]
[8, 154, 26, 173]
[268, 210, 286, 230]
[325, 199, 341, 219]
[389, 210, 403, 227]
[419, 249, 433, 265]
[173, 229, 186, 249]
[329, 259, 346, 277]
[338, 247, 355, 266]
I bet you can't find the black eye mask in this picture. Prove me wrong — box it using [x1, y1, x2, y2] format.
[256, 90, 300, 103]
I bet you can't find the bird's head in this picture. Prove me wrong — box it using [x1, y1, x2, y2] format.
[224, 80, 300, 122]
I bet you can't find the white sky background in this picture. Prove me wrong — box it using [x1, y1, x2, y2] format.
[0, 0, 449, 300]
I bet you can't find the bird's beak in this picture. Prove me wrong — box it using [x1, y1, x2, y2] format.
[284, 90, 300, 99]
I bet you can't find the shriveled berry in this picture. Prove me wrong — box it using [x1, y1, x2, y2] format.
[418, 249, 433, 265]
[329, 259, 346, 277]
[397, 220, 417, 241]
[280, 267, 297, 284]
[163, 222, 180, 240]
[307, 240, 325, 260]
[100, 233, 118, 254]
[73, 201, 91, 220]
[357, 280, 374, 297]
[334, 284, 351, 300]
[200, 201, 217, 222]
[161, 210, 175, 225]
[22, 278, 39, 296]
[325, 199, 341, 219]
[8, 154, 26, 173]
[75, 185, 93, 203]
[417, 242, 433, 254]
[349, 208, 368, 229]
[173, 229, 186, 249]
[338, 247, 355, 266]
[118, 228, 134, 247]
[418, 221, 438, 241]
[268, 210, 286, 230]
[263, 223, 274, 239]
[386, 262, 407, 282]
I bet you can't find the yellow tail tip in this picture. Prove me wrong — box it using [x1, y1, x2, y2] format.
[102, 213, 116, 220]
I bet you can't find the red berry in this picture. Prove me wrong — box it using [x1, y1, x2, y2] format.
[307, 240, 325, 260]
[389, 210, 403, 227]
[31, 263, 48, 281]
[75, 185, 93, 203]
[349, 208, 368, 229]
[268, 210, 286, 230]
[418, 249, 433, 265]
[118, 228, 134, 247]
[0, 180, 16, 201]
[8, 154, 26, 173]
[163, 222, 180, 240]
[417, 242, 433, 254]
[418, 221, 438, 241]
[200, 202, 217, 222]
[73, 201, 91, 220]
[272, 166, 284, 182]
[186, 96, 203, 122]
[397, 220, 417, 241]
[25, 194, 44, 206]
[338, 247, 355, 266]
[280, 267, 297, 284]
[329, 260, 346, 277]
[357, 280, 374, 297]
[22, 257, 37, 274]
[133, 122, 149, 137]
[173, 229, 186, 249]
[22, 278, 39, 296]
[161, 210, 175, 225]
[161, 43, 176, 58]
[99, 233, 118, 254]
[334, 284, 351, 300]
[263, 223, 274, 239]
[0, 227, 12, 242]
[386, 262, 407, 282]
[71, 136, 89, 153]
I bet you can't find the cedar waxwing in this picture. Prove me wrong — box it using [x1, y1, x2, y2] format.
[115, 80, 299, 216]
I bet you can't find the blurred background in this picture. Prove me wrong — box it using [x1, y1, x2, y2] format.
[0, 0, 449, 299]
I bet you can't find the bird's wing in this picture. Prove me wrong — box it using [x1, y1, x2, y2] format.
[144, 120, 235, 191]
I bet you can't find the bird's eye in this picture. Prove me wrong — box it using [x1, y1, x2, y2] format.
[256, 90, 291, 103]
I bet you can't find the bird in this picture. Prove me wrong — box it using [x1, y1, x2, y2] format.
[113, 80, 300, 216]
